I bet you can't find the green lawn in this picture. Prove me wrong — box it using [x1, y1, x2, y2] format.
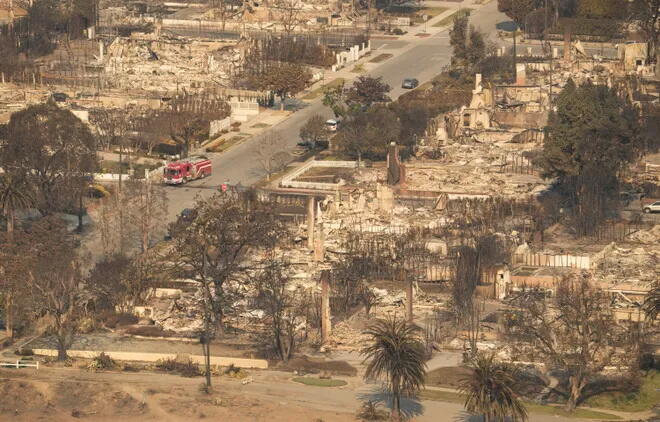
[420, 390, 621, 420]
[434, 8, 473, 27]
[351, 64, 366, 74]
[411, 7, 448, 24]
[302, 78, 345, 100]
[585, 371, 660, 413]
[422, 7, 448, 17]
[292, 377, 347, 387]
[251, 123, 271, 129]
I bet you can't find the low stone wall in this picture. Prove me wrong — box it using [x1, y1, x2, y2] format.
[32, 349, 268, 369]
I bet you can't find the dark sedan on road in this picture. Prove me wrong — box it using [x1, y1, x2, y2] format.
[401, 78, 419, 89]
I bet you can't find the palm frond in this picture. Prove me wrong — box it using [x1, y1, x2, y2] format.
[458, 353, 528, 422]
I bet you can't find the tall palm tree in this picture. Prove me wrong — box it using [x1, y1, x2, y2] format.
[643, 281, 660, 323]
[361, 315, 427, 420]
[459, 353, 528, 422]
[0, 170, 33, 239]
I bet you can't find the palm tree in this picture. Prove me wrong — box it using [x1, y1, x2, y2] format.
[459, 353, 528, 422]
[643, 281, 660, 322]
[0, 171, 33, 239]
[361, 315, 427, 420]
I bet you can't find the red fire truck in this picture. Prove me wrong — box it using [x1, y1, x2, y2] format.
[163, 156, 212, 185]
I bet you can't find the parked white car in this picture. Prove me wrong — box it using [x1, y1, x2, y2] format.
[643, 201, 660, 213]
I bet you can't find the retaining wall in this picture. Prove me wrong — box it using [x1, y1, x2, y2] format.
[32, 349, 268, 369]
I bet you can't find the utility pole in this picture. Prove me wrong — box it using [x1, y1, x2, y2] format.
[512, 0, 518, 83]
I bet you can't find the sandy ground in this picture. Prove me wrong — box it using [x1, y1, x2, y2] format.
[0, 362, 637, 422]
[0, 367, 355, 422]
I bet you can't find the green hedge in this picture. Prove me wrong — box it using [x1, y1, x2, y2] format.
[548, 17, 623, 39]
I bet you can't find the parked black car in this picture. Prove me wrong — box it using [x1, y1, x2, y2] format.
[401, 78, 419, 89]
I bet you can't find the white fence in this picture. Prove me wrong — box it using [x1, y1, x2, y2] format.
[0, 360, 39, 369]
[511, 253, 591, 269]
[332, 41, 371, 72]
[280, 159, 360, 190]
[210, 117, 232, 137]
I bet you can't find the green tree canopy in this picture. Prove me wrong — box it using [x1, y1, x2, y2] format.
[577, 0, 628, 19]
[540, 80, 640, 235]
[540, 80, 640, 182]
[335, 105, 401, 161]
[497, 0, 538, 25]
[1, 102, 97, 215]
[449, 14, 487, 70]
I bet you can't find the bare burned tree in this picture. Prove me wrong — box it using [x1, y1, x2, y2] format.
[452, 245, 479, 320]
[275, 0, 303, 34]
[87, 250, 166, 314]
[505, 272, 635, 411]
[252, 252, 303, 362]
[124, 179, 168, 253]
[171, 191, 288, 390]
[210, 0, 245, 31]
[0, 229, 32, 338]
[26, 218, 86, 361]
[254, 130, 290, 181]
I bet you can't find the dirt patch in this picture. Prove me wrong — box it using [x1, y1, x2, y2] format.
[282, 356, 358, 377]
[0, 366, 358, 422]
[0, 378, 49, 414]
[53, 381, 147, 418]
[426, 366, 473, 388]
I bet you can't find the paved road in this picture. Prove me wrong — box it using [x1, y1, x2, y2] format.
[162, 2, 508, 221]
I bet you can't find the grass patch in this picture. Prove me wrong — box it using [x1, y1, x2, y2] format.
[420, 390, 622, 420]
[292, 377, 347, 387]
[369, 53, 393, 63]
[206, 136, 245, 153]
[251, 123, 271, 129]
[421, 7, 448, 17]
[434, 8, 473, 27]
[419, 389, 465, 404]
[302, 77, 345, 100]
[411, 7, 448, 24]
[351, 64, 366, 73]
[426, 366, 473, 389]
[585, 371, 660, 413]
[524, 403, 621, 420]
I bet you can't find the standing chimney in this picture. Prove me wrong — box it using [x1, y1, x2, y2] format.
[307, 197, 315, 250]
[516, 63, 527, 85]
[320, 270, 331, 344]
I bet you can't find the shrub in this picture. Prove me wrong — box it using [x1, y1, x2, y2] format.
[392, 28, 405, 35]
[223, 364, 249, 379]
[356, 401, 388, 421]
[103, 312, 138, 329]
[87, 352, 117, 372]
[124, 325, 176, 337]
[155, 357, 202, 377]
[14, 348, 34, 356]
[549, 17, 623, 39]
